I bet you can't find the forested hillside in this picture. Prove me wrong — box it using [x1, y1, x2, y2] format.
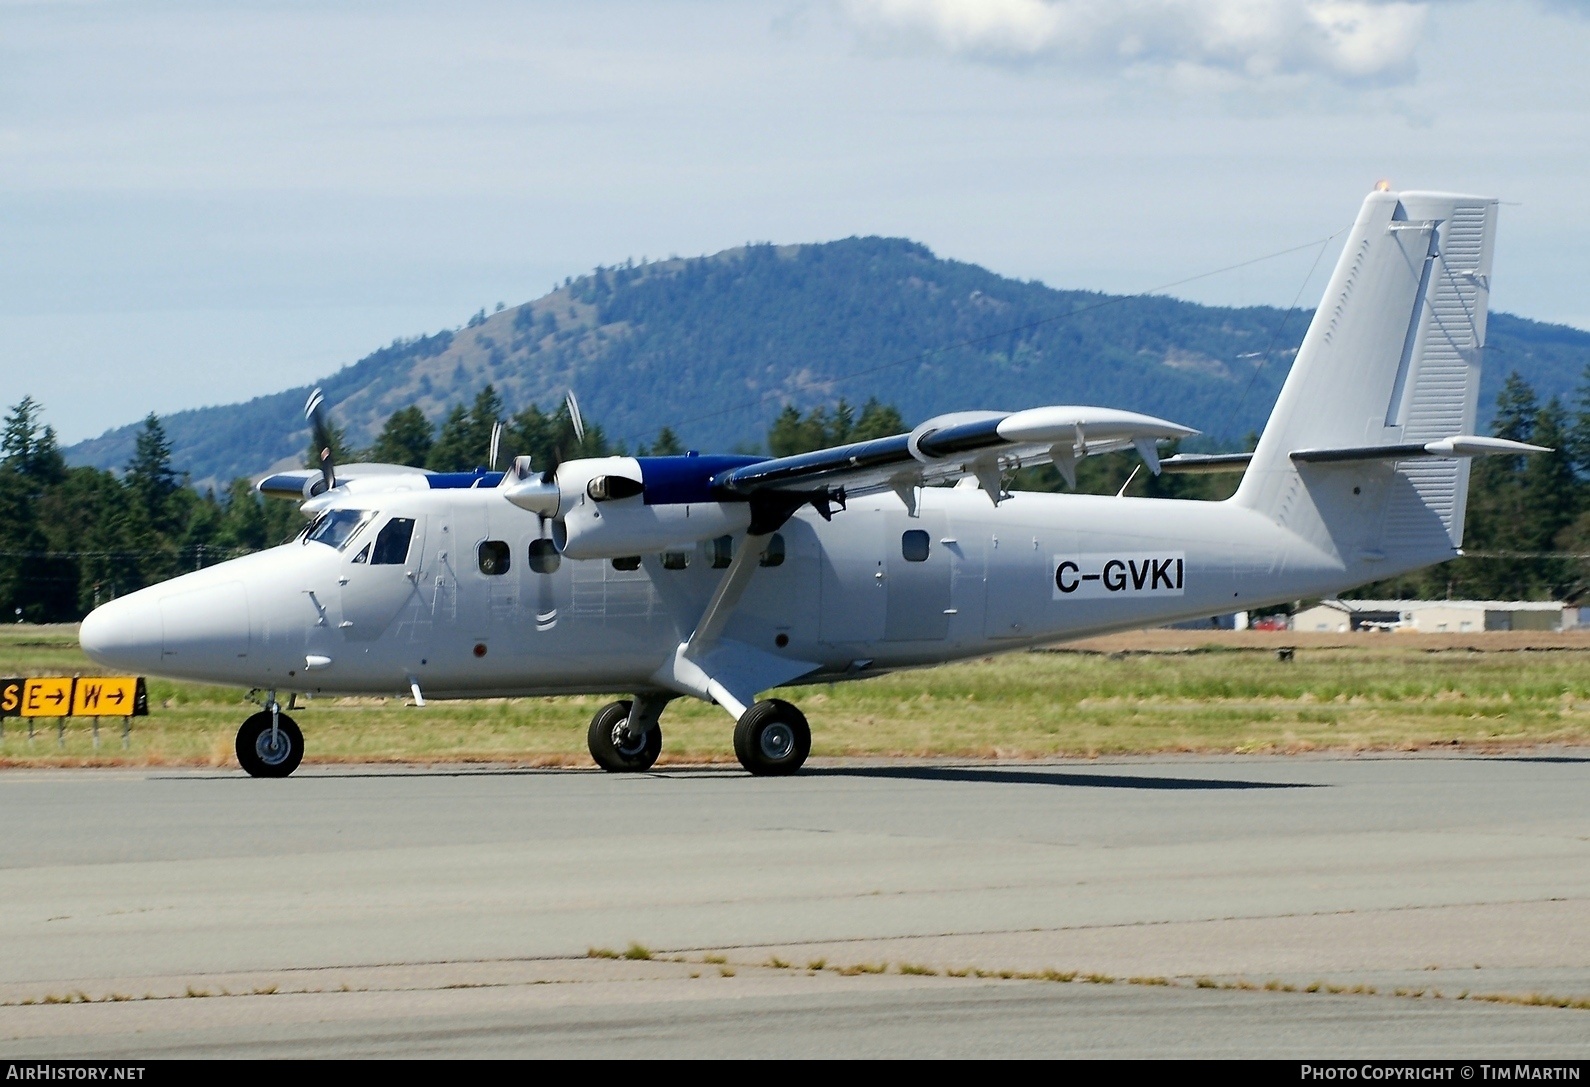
[8, 359, 1590, 622]
[64, 237, 1590, 489]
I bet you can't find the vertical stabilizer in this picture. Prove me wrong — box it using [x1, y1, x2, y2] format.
[1234, 189, 1497, 576]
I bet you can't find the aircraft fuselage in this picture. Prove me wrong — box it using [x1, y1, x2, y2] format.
[82, 483, 1374, 700]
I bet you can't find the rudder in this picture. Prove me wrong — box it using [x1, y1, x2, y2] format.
[1234, 189, 1498, 573]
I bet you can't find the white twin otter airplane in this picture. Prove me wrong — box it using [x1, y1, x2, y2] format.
[80, 188, 1542, 778]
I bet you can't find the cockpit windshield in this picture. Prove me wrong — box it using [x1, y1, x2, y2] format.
[303, 508, 374, 551]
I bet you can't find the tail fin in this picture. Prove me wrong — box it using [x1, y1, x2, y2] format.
[1234, 188, 1498, 576]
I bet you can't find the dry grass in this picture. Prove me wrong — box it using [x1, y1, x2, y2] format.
[4, 625, 1590, 768]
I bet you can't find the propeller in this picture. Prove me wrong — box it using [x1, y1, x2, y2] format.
[305, 387, 338, 496]
[502, 389, 586, 630]
[501, 449, 563, 632]
[501, 387, 591, 503]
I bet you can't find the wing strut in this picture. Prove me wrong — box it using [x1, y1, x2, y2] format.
[649, 531, 819, 719]
[686, 533, 772, 659]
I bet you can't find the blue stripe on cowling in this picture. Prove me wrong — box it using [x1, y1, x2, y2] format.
[637, 454, 765, 505]
[426, 469, 506, 489]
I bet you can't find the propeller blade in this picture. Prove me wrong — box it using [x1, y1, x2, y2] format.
[541, 390, 586, 479]
[489, 420, 503, 471]
[304, 387, 337, 494]
[565, 390, 585, 446]
[535, 515, 558, 630]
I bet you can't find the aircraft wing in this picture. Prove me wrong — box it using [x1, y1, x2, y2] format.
[712, 406, 1197, 506]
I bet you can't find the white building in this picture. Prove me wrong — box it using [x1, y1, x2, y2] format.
[1292, 599, 1580, 634]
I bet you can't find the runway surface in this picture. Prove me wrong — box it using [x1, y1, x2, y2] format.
[1, 752, 1587, 1058]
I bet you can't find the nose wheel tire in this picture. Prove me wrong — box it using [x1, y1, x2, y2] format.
[734, 699, 811, 776]
[588, 700, 663, 772]
[236, 711, 304, 778]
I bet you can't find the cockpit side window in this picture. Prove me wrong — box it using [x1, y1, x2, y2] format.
[304, 509, 374, 551]
[371, 518, 416, 565]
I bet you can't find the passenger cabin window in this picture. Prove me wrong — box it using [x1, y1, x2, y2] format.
[371, 518, 416, 565]
[528, 538, 560, 575]
[305, 509, 373, 551]
[612, 556, 642, 571]
[759, 533, 785, 567]
[478, 540, 511, 575]
[661, 551, 690, 570]
[710, 535, 733, 569]
[901, 530, 930, 562]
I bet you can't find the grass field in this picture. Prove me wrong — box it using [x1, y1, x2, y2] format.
[2, 625, 1589, 768]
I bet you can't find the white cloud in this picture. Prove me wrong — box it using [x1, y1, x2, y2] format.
[841, 0, 1431, 86]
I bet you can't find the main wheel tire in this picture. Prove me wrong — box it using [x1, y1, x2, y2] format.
[587, 700, 663, 772]
[236, 711, 304, 778]
[733, 699, 811, 776]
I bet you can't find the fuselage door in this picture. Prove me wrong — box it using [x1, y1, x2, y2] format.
[983, 528, 1049, 639]
[883, 510, 951, 641]
[818, 508, 886, 645]
[340, 514, 428, 643]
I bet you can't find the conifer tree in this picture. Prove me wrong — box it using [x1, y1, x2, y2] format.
[217, 478, 269, 552]
[853, 398, 905, 442]
[427, 386, 505, 471]
[426, 404, 474, 472]
[504, 396, 606, 469]
[2, 396, 66, 484]
[1570, 361, 1590, 480]
[639, 427, 684, 456]
[126, 414, 180, 538]
[368, 406, 433, 467]
[1492, 371, 1539, 444]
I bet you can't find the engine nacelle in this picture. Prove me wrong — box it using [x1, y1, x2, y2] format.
[502, 454, 760, 559]
[554, 494, 752, 560]
[502, 455, 634, 519]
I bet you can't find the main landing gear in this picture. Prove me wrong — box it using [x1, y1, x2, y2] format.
[587, 695, 812, 776]
[588, 698, 665, 772]
[734, 699, 811, 777]
[236, 694, 304, 778]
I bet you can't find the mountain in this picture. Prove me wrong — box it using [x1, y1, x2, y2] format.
[64, 237, 1590, 489]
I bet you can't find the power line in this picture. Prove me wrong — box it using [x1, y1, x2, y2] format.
[1218, 229, 1343, 438]
[0, 546, 258, 560]
[628, 230, 1352, 444]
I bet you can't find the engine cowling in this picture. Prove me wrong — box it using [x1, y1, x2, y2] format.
[503, 455, 756, 560]
[554, 494, 752, 560]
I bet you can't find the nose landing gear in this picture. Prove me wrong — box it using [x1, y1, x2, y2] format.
[236, 695, 304, 778]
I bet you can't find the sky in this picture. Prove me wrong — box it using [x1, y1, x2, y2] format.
[2, 0, 1588, 445]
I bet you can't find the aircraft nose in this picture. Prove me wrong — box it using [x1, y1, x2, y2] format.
[79, 593, 163, 672]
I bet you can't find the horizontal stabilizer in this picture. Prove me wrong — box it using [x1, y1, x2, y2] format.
[1158, 452, 1254, 475]
[1161, 436, 1545, 477]
[1290, 435, 1549, 464]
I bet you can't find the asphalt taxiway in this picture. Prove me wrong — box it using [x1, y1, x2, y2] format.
[1, 753, 1586, 1057]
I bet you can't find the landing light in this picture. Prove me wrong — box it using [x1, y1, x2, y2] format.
[587, 475, 645, 502]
